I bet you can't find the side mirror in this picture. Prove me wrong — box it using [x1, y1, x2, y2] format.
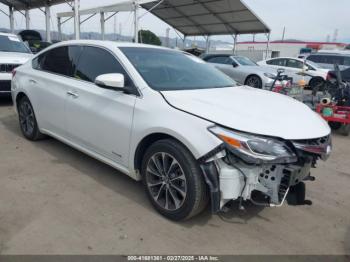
[232, 63, 238, 68]
[95, 73, 125, 91]
[277, 68, 285, 74]
[303, 65, 309, 71]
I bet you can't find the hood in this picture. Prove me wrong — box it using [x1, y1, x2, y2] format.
[0, 52, 33, 64]
[161, 86, 330, 140]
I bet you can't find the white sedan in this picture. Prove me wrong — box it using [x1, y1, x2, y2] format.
[12, 40, 331, 220]
[258, 57, 329, 88]
[0, 32, 32, 95]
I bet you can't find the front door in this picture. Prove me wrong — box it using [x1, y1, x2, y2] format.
[65, 46, 137, 167]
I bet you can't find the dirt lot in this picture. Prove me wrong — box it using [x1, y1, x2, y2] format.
[0, 97, 349, 255]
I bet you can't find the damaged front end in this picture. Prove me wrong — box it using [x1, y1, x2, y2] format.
[200, 126, 332, 212]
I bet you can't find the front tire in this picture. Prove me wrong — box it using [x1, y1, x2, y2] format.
[309, 77, 325, 92]
[17, 96, 45, 141]
[245, 75, 262, 89]
[141, 139, 208, 221]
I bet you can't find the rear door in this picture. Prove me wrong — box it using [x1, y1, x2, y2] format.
[285, 58, 307, 83]
[30, 45, 81, 137]
[65, 46, 137, 167]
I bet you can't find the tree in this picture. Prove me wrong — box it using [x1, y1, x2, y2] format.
[138, 30, 162, 46]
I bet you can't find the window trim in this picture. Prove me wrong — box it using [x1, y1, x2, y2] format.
[32, 43, 141, 97]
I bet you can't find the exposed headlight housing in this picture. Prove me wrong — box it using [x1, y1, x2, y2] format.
[209, 126, 297, 164]
[264, 72, 277, 79]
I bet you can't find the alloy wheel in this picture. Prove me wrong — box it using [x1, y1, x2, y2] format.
[145, 152, 187, 211]
[18, 100, 35, 136]
[246, 76, 261, 88]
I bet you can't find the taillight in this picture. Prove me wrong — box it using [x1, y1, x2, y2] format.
[12, 69, 17, 78]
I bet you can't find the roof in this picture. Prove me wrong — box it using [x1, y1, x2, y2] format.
[141, 0, 270, 36]
[39, 39, 176, 50]
[0, 0, 67, 10]
[0, 32, 17, 37]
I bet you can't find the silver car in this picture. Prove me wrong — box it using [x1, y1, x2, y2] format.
[202, 54, 278, 89]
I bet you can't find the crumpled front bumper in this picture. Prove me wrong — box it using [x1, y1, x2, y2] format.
[199, 135, 331, 212]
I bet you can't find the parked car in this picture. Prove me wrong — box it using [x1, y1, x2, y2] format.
[0, 32, 32, 96]
[12, 41, 332, 220]
[306, 53, 350, 70]
[202, 54, 279, 89]
[18, 30, 52, 54]
[258, 57, 329, 89]
[327, 67, 350, 82]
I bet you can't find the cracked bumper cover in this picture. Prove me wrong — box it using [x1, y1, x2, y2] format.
[199, 135, 331, 212]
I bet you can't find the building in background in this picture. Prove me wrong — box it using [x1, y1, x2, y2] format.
[210, 41, 348, 62]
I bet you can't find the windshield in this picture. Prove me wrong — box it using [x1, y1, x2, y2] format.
[120, 47, 236, 91]
[233, 56, 257, 66]
[0, 35, 31, 53]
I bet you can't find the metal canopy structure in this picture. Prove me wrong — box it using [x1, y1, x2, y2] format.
[56, 0, 269, 41]
[57, 0, 154, 42]
[141, 0, 270, 37]
[0, 0, 77, 42]
[0, 0, 66, 10]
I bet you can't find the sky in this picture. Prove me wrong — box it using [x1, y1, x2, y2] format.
[0, 0, 349, 44]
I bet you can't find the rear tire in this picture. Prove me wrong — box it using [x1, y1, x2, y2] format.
[329, 121, 342, 130]
[141, 139, 208, 221]
[245, 75, 262, 89]
[17, 96, 45, 141]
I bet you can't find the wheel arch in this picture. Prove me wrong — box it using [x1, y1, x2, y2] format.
[133, 132, 196, 176]
[309, 76, 325, 85]
[15, 92, 28, 106]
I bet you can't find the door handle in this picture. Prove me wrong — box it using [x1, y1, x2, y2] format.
[29, 79, 37, 84]
[67, 91, 79, 98]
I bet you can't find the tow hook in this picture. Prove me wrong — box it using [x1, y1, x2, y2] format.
[270, 188, 290, 207]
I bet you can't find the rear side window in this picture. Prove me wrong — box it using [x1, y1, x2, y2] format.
[266, 58, 286, 66]
[74, 46, 133, 86]
[33, 46, 82, 77]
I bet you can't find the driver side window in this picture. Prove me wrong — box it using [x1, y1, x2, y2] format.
[74, 46, 134, 87]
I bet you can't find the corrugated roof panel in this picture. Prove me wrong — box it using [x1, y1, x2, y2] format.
[0, 0, 68, 10]
[142, 0, 270, 36]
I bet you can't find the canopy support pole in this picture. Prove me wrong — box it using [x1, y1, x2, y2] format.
[100, 12, 105, 40]
[133, 1, 139, 43]
[205, 35, 210, 53]
[9, 6, 14, 33]
[265, 32, 271, 59]
[74, 0, 80, 39]
[57, 17, 62, 40]
[233, 34, 238, 55]
[45, 4, 51, 42]
[25, 9, 30, 29]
